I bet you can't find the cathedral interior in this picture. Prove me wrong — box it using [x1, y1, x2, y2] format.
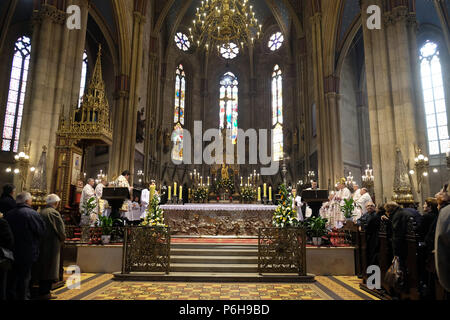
[0, 0, 449, 203]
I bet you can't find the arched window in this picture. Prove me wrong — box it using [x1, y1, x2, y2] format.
[419, 40, 448, 155]
[272, 65, 283, 161]
[2, 36, 31, 152]
[172, 64, 186, 162]
[78, 50, 88, 108]
[219, 72, 238, 144]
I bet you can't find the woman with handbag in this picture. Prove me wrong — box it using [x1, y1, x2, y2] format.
[0, 212, 14, 300]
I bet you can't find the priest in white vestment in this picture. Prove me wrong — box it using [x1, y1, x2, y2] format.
[352, 184, 362, 202]
[354, 188, 373, 221]
[140, 187, 150, 219]
[80, 178, 97, 226]
[114, 170, 133, 217]
[95, 179, 108, 216]
[292, 189, 304, 222]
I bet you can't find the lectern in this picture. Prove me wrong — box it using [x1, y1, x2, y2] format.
[301, 189, 329, 217]
[102, 187, 130, 221]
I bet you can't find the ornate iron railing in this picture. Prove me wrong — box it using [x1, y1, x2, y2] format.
[122, 226, 171, 274]
[258, 227, 307, 275]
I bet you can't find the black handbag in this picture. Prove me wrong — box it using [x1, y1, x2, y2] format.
[384, 256, 405, 292]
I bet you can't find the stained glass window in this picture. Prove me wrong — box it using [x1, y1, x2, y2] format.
[220, 43, 239, 60]
[175, 32, 191, 52]
[419, 40, 448, 155]
[268, 32, 284, 51]
[219, 72, 238, 144]
[172, 64, 186, 162]
[2, 36, 31, 152]
[78, 51, 88, 108]
[272, 65, 283, 161]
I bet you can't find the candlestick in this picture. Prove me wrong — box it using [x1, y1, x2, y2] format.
[179, 186, 183, 199]
[258, 187, 261, 202]
[168, 186, 172, 201]
[263, 183, 267, 198]
[269, 187, 272, 202]
[174, 182, 177, 196]
[150, 184, 156, 200]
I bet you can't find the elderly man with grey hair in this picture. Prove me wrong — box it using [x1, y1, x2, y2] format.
[32, 194, 65, 300]
[4, 192, 45, 300]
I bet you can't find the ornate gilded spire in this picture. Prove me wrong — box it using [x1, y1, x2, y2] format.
[57, 44, 113, 145]
[392, 148, 415, 205]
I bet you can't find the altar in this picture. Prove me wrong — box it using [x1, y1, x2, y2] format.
[161, 204, 277, 236]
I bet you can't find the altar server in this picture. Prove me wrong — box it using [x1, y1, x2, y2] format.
[352, 184, 362, 202]
[95, 178, 108, 216]
[354, 188, 373, 220]
[140, 187, 150, 219]
[292, 189, 304, 222]
[80, 179, 96, 222]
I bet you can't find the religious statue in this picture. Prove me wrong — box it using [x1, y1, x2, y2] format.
[136, 107, 145, 144]
[163, 129, 171, 154]
[221, 164, 229, 180]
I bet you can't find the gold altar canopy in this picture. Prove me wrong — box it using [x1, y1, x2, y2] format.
[52, 45, 113, 206]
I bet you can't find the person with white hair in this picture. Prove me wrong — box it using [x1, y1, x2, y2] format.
[33, 194, 66, 300]
[435, 185, 450, 293]
[4, 192, 45, 300]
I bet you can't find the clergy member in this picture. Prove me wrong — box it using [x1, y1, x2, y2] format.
[80, 178, 95, 214]
[95, 178, 108, 216]
[115, 170, 132, 192]
[352, 183, 362, 202]
[292, 189, 304, 222]
[140, 185, 150, 220]
[306, 180, 318, 190]
[355, 188, 373, 219]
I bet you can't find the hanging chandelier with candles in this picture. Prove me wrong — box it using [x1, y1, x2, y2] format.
[189, 0, 262, 55]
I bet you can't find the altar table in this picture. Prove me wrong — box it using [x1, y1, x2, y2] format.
[160, 204, 277, 236]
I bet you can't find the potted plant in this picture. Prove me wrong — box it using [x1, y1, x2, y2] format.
[80, 197, 97, 226]
[341, 198, 356, 222]
[307, 216, 328, 246]
[97, 215, 114, 244]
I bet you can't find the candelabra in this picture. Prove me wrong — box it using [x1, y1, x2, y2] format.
[307, 171, 316, 183]
[346, 171, 354, 189]
[136, 169, 144, 187]
[362, 164, 375, 199]
[95, 170, 107, 185]
[6, 145, 35, 192]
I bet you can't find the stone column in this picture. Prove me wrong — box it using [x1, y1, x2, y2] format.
[297, 37, 309, 178]
[20, 1, 88, 190]
[0, 0, 18, 54]
[361, 0, 427, 202]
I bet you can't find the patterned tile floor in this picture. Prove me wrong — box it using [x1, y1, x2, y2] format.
[53, 273, 379, 301]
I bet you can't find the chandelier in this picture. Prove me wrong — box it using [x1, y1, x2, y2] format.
[189, 0, 262, 54]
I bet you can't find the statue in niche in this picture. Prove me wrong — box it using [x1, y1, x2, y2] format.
[163, 129, 171, 154]
[136, 107, 145, 144]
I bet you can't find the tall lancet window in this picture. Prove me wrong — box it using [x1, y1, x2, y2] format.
[219, 72, 238, 144]
[2, 36, 31, 152]
[172, 64, 186, 162]
[272, 65, 284, 161]
[78, 50, 88, 108]
[420, 40, 448, 155]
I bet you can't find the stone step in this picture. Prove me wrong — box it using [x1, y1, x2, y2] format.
[113, 272, 315, 283]
[170, 248, 258, 257]
[171, 243, 258, 250]
[169, 263, 259, 273]
[171, 255, 258, 264]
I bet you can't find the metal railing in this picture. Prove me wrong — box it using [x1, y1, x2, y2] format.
[258, 227, 307, 275]
[122, 226, 171, 274]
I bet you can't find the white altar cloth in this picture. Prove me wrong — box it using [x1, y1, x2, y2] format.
[160, 204, 277, 211]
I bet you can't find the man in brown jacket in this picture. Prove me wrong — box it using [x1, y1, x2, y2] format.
[33, 194, 65, 300]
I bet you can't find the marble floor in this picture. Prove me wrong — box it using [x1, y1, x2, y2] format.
[53, 272, 379, 300]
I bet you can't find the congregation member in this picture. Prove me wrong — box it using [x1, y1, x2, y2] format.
[0, 212, 14, 300]
[33, 194, 66, 300]
[5, 192, 45, 300]
[0, 184, 16, 215]
[358, 202, 382, 266]
[435, 186, 450, 293]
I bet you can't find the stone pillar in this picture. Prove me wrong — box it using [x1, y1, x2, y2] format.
[109, 6, 147, 183]
[361, 0, 427, 202]
[0, 0, 18, 54]
[297, 37, 309, 177]
[20, 1, 88, 190]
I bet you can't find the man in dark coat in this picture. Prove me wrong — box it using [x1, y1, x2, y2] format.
[0, 184, 16, 215]
[384, 202, 412, 265]
[359, 202, 382, 266]
[4, 192, 45, 300]
[33, 194, 65, 300]
[0, 213, 14, 300]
